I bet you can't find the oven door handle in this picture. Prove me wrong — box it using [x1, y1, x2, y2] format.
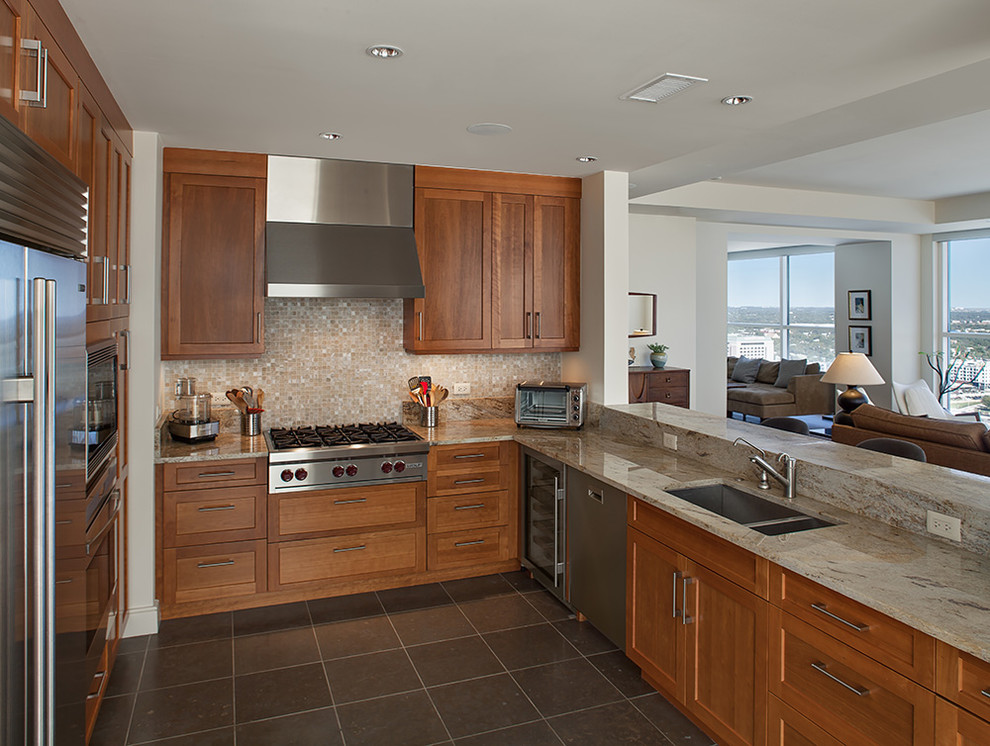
[86, 489, 120, 556]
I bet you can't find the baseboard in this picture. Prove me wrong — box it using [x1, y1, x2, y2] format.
[121, 602, 160, 637]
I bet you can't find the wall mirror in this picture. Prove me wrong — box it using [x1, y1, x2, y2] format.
[629, 292, 657, 338]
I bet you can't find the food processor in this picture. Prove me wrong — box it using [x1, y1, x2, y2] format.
[167, 378, 220, 442]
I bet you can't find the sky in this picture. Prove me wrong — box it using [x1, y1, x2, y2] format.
[727, 253, 834, 308]
[947, 238, 990, 308]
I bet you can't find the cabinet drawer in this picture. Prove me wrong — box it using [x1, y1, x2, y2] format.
[772, 567, 935, 686]
[431, 442, 503, 471]
[163, 485, 267, 547]
[647, 386, 688, 406]
[767, 695, 844, 746]
[164, 540, 266, 605]
[162, 458, 264, 491]
[770, 608, 934, 746]
[270, 528, 425, 590]
[936, 697, 990, 746]
[936, 641, 990, 724]
[648, 370, 687, 389]
[431, 466, 505, 496]
[270, 482, 423, 541]
[428, 490, 509, 532]
[428, 526, 510, 570]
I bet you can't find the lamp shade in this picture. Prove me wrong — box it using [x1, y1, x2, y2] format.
[821, 353, 885, 386]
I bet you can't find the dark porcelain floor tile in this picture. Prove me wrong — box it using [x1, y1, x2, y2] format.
[500, 570, 544, 594]
[234, 627, 320, 675]
[390, 605, 475, 646]
[314, 615, 401, 660]
[338, 690, 448, 746]
[483, 624, 580, 671]
[442, 574, 515, 602]
[128, 680, 233, 743]
[551, 619, 619, 655]
[587, 651, 657, 698]
[117, 635, 151, 655]
[89, 694, 134, 746]
[308, 591, 384, 624]
[235, 707, 342, 746]
[234, 663, 332, 723]
[153, 612, 232, 648]
[459, 595, 547, 633]
[232, 601, 311, 636]
[548, 701, 669, 745]
[429, 673, 540, 739]
[324, 649, 423, 703]
[377, 582, 452, 613]
[138, 727, 234, 745]
[140, 640, 232, 691]
[406, 635, 504, 686]
[631, 693, 716, 744]
[512, 658, 624, 717]
[525, 591, 573, 622]
[105, 652, 144, 697]
[455, 720, 564, 746]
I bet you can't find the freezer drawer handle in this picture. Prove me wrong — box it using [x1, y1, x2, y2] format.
[197, 471, 237, 478]
[455, 503, 485, 510]
[811, 662, 870, 696]
[811, 602, 869, 632]
[454, 478, 485, 485]
[333, 545, 366, 553]
[455, 539, 485, 547]
[198, 505, 236, 512]
[587, 489, 603, 503]
[197, 560, 235, 569]
[334, 498, 367, 505]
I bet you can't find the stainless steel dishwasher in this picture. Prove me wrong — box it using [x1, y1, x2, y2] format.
[567, 468, 626, 648]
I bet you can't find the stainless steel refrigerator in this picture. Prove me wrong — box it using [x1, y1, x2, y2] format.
[0, 116, 89, 744]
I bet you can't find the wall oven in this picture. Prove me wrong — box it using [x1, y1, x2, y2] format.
[75, 338, 118, 481]
[84, 461, 119, 689]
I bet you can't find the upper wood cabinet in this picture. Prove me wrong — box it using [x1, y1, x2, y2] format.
[404, 166, 580, 354]
[161, 149, 267, 359]
[0, 0, 23, 123]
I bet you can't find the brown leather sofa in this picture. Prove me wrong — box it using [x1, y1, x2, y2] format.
[726, 358, 832, 420]
[831, 404, 990, 477]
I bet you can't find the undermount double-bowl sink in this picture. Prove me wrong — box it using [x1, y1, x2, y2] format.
[667, 484, 837, 536]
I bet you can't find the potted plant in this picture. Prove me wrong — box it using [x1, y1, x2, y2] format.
[647, 343, 669, 369]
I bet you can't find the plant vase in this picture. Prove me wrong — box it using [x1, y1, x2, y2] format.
[650, 353, 667, 369]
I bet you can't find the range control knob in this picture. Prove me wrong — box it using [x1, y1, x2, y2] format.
[381, 461, 393, 474]
[280, 469, 293, 482]
[394, 461, 406, 473]
[295, 468, 308, 481]
[332, 465, 345, 478]
[345, 464, 358, 477]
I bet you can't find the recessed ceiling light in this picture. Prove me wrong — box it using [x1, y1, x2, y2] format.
[621, 73, 709, 103]
[466, 123, 512, 135]
[576, 155, 598, 163]
[721, 95, 753, 106]
[367, 44, 403, 59]
[318, 132, 342, 141]
[709, 176, 723, 180]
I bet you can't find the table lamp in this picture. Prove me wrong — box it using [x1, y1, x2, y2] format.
[821, 352, 885, 414]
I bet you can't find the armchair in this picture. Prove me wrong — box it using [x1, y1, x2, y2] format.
[891, 380, 981, 422]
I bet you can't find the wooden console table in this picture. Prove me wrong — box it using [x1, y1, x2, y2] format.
[629, 366, 690, 407]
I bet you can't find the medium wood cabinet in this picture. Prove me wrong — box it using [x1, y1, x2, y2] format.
[629, 366, 690, 407]
[162, 149, 267, 359]
[935, 698, 990, 746]
[405, 166, 580, 354]
[0, 0, 23, 123]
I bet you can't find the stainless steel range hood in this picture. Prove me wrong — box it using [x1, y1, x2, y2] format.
[266, 156, 424, 298]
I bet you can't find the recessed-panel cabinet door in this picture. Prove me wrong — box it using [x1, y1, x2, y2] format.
[0, 0, 22, 123]
[492, 193, 532, 349]
[532, 196, 579, 350]
[115, 148, 131, 316]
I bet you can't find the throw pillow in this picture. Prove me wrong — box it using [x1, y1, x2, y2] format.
[774, 358, 808, 388]
[756, 361, 780, 384]
[727, 356, 739, 379]
[806, 362, 820, 375]
[731, 356, 761, 384]
[903, 384, 951, 419]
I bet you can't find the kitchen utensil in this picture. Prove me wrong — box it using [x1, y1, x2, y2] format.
[256, 388, 265, 410]
[408, 377, 420, 391]
[241, 386, 256, 408]
[226, 390, 247, 413]
[420, 405, 438, 428]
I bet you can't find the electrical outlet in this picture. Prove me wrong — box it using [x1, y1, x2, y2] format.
[663, 433, 678, 451]
[927, 510, 961, 542]
[452, 382, 471, 396]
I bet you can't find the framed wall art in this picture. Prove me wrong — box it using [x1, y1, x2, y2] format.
[848, 290, 872, 321]
[848, 326, 872, 356]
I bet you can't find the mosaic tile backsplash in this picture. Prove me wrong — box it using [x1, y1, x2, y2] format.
[161, 298, 561, 428]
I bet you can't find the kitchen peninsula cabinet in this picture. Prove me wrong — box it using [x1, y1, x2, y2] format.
[405, 166, 580, 353]
[161, 149, 267, 359]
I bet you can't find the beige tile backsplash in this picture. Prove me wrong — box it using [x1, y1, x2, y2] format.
[161, 298, 561, 427]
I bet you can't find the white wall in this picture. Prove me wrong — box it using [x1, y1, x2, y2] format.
[122, 132, 162, 637]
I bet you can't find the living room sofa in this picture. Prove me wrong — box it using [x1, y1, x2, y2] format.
[831, 404, 990, 477]
[726, 357, 832, 420]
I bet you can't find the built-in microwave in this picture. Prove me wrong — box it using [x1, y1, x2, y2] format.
[515, 382, 587, 429]
[73, 338, 118, 481]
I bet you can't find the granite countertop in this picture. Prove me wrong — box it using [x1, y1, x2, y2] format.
[156, 428, 269, 463]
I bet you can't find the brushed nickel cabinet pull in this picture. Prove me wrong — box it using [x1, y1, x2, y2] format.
[334, 498, 367, 505]
[535, 311, 541, 338]
[256, 312, 262, 342]
[672, 571, 681, 619]
[20, 39, 47, 107]
[454, 478, 485, 485]
[197, 560, 235, 569]
[454, 503, 485, 510]
[453, 453, 485, 459]
[55, 579, 73, 585]
[418, 311, 423, 341]
[197, 471, 236, 478]
[526, 311, 532, 339]
[811, 602, 869, 632]
[198, 505, 236, 512]
[455, 539, 485, 547]
[54, 519, 72, 526]
[333, 545, 366, 553]
[811, 662, 869, 696]
[981, 688, 990, 699]
[681, 576, 693, 625]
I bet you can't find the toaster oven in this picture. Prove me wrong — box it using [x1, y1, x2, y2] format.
[515, 382, 587, 429]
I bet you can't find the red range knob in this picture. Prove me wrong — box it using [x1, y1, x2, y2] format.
[332, 465, 345, 478]
[394, 461, 406, 473]
[295, 468, 308, 481]
[280, 469, 293, 482]
[345, 464, 358, 477]
[381, 462, 393, 474]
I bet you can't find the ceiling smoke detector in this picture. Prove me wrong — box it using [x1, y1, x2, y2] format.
[366, 44, 403, 59]
[620, 73, 709, 103]
[466, 123, 512, 136]
[721, 95, 753, 106]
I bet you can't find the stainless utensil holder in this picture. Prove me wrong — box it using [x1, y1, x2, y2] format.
[420, 405, 438, 428]
[241, 411, 262, 436]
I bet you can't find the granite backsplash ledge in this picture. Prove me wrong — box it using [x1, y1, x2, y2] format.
[160, 298, 561, 427]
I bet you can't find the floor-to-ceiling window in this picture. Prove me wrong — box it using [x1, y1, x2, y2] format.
[941, 236, 990, 417]
[727, 248, 835, 366]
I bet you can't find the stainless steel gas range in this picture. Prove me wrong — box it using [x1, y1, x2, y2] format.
[265, 422, 429, 492]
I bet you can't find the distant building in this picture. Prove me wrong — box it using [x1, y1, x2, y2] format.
[727, 338, 775, 359]
[950, 359, 990, 389]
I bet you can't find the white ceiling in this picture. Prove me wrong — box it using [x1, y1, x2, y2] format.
[62, 0, 990, 201]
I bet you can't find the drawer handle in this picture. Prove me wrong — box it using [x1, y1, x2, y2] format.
[55, 519, 73, 525]
[198, 505, 236, 512]
[811, 662, 869, 696]
[811, 602, 869, 632]
[197, 560, 235, 569]
[334, 498, 367, 505]
[981, 688, 990, 700]
[455, 539, 485, 547]
[333, 545, 366, 553]
[665, 392, 671, 399]
[455, 503, 485, 510]
[55, 579, 73, 585]
[454, 478, 485, 485]
[197, 471, 236, 478]
[454, 453, 486, 459]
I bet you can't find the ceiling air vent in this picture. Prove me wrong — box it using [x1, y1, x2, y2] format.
[620, 73, 709, 103]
